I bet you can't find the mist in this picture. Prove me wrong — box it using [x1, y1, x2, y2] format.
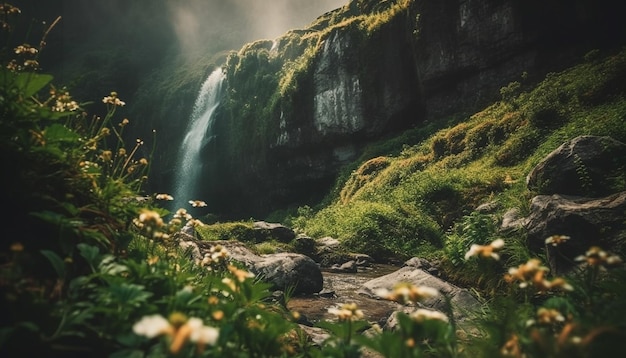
[167, 0, 347, 58]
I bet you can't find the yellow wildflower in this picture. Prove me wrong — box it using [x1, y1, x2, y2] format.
[189, 200, 207, 207]
[464, 238, 505, 260]
[328, 302, 364, 322]
[575, 246, 622, 268]
[375, 282, 439, 304]
[102, 91, 126, 106]
[155, 193, 174, 201]
[228, 264, 254, 282]
[545, 235, 570, 247]
[409, 308, 449, 323]
[10, 242, 24, 252]
[132, 314, 174, 339]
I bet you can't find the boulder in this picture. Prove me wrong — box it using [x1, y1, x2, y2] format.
[500, 208, 528, 233]
[193, 240, 324, 294]
[526, 135, 626, 196]
[254, 253, 324, 294]
[328, 260, 358, 273]
[253, 221, 296, 243]
[292, 235, 318, 258]
[524, 192, 626, 274]
[358, 265, 480, 321]
[404, 257, 439, 277]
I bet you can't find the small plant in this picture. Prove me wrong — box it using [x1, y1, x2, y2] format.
[444, 212, 498, 267]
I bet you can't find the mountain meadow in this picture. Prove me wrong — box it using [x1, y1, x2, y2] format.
[2, 0, 626, 357]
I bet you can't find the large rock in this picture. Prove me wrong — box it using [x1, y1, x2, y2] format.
[525, 192, 626, 274]
[193, 240, 324, 294]
[526, 135, 626, 196]
[254, 253, 324, 294]
[253, 221, 296, 243]
[358, 261, 480, 321]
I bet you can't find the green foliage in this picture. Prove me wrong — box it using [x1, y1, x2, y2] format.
[444, 212, 498, 267]
[196, 221, 256, 242]
[303, 200, 442, 261]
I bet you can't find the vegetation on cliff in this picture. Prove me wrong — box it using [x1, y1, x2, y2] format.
[215, 0, 418, 211]
[289, 47, 626, 266]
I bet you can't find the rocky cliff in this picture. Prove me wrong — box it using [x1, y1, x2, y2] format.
[188, 0, 625, 218]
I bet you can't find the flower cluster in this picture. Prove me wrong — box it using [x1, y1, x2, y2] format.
[189, 200, 207, 208]
[133, 313, 219, 354]
[173, 208, 192, 221]
[0, 4, 19, 31]
[375, 282, 439, 305]
[575, 246, 622, 268]
[14, 44, 37, 55]
[221, 265, 254, 292]
[328, 302, 364, 322]
[200, 244, 230, 269]
[504, 259, 572, 292]
[102, 91, 126, 106]
[464, 238, 505, 260]
[156, 193, 174, 201]
[0, 3, 20, 15]
[527, 307, 565, 326]
[6, 43, 40, 71]
[500, 334, 522, 357]
[545, 235, 570, 247]
[228, 264, 255, 282]
[133, 209, 169, 240]
[409, 308, 449, 323]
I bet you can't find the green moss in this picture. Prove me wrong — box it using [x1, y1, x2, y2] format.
[196, 221, 256, 242]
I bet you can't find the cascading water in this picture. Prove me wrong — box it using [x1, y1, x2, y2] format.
[172, 68, 225, 211]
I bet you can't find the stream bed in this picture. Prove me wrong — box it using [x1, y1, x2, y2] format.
[287, 264, 403, 325]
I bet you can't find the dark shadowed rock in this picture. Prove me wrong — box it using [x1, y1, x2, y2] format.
[526, 135, 626, 196]
[317, 237, 341, 253]
[254, 253, 324, 294]
[293, 235, 317, 258]
[190, 239, 323, 294]
[525, 192, 626, 274]
[253, 221, 297, 243]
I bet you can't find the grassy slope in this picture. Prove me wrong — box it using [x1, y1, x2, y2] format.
[290, 47, 626, 277]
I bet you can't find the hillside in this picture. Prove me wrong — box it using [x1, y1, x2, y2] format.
[294, 46, 626, 262]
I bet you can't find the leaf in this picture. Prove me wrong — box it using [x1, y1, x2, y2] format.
[44, 123, 80, 143]
[77, 243, 101, 269]
[99, 255, 128, 275]
[0, 68, 54, 97]
[15, 72, 54, 97]
[116, 332, 146, 348]
[108, 283, 153, 306]
[40, 250, 66, 278]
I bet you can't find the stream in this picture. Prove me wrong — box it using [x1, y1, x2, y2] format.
[287, 264, 403, 325]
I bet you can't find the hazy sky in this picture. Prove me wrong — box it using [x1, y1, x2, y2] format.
[167, 0, 347, 55]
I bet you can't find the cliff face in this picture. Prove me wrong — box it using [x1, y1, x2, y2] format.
[196, 0, 625, 218]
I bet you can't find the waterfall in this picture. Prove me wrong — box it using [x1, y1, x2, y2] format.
[172, 68, 225, 211]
